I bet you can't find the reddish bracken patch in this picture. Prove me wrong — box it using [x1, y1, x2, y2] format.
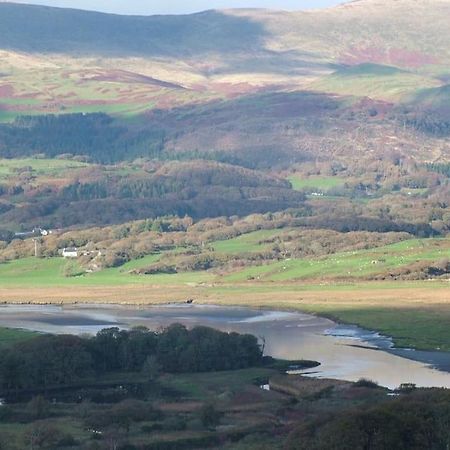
[341, 46, 438, 68]
[84, 69, 185, 90]
[0, 84, 15, 97]
[352, 97, 394, 119]
[210, 82, 260, 97]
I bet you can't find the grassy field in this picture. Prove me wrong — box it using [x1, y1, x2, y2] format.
[162, 368, 276, 400]
[0, 256, 214, 287]
[0, 236, 448, 351]
[0, 327, 37, 346]
[0, 60, 218, 123]
[207, 283, 450, 352]
[0, 158, 89, 180]
[287, 175, 346, 192]
[1, 238, 447, 287]
[224, 238, 450, 282]
[311, 64, 440, 102]
[212, 229, 283, 254]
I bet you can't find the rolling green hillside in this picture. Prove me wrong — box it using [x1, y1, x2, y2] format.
[0, 0, 449, 120]
[409, 84, 450, 110]
[0, 1, 449, 364]
[0, 1, 449, 171]
[0, 231, 448, 287]
[311, 63, 441, 101]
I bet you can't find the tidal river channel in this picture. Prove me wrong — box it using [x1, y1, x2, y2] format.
[0, 304, 449, 390]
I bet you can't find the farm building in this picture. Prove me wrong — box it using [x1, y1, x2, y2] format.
[62, 247, 78, 258]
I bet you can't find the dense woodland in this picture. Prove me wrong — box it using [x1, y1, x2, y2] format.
[0, 152, 448, 232]
[403, 108, 450, 137]
[0, 325, 262, 392]
[0, 114, 165, 163]
[285, 389, 450, 450]
[0, 100, 448, 231]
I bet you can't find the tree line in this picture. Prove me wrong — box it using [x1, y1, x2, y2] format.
[426, 163, 450, 178]
[0, 325, 263, 392]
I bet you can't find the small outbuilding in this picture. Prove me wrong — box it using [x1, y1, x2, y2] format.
[62, 247, 78, 258]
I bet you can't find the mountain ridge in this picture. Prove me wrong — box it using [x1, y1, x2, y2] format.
[0, 0, 449, 167]
[0, 1, 449, 59]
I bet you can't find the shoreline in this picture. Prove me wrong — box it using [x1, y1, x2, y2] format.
[1, 300, 450, 376]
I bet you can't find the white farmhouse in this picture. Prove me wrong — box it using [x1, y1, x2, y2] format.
[62, 247, 78, 258]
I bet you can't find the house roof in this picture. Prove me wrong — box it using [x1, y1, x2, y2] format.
[63, 247, 78, 252]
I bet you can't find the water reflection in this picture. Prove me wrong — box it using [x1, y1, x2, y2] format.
[0, 304, 449, 390]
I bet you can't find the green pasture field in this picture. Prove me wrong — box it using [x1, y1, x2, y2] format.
[288, 175, 346, 191]
[0, 238, 448, 287]
[314, 307, 450, 351]
[0, 158, 89, 180]
[0, 327, 37, 346]
[0, 110, 19, 123]
[162, 368, 276, 399]
[224, 238, 450, 282]
[0, 256, 214, 287]
[311, 64, 440, 101]
[211, 229, 283, 254]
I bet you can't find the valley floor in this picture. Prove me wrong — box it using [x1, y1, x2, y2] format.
[1, 280, 449, 352]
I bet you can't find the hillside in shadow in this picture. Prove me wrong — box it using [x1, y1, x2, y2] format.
[0, 4, 268, 57]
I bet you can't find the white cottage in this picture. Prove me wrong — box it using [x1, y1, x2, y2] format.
[62, 247, 78, 258]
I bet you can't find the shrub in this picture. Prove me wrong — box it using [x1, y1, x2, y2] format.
[354, 378, 379, 389]
[199, 404, 222, 429]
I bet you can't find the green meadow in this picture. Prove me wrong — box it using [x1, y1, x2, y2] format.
[0, 327, 37, 346]
[0, 237, 448, 287]
[287, 175, 346, 192]
[224, 238, 450, 282]
[311, 63, 440, 101]
[211, 229, 282, 254]
[0, 256, 214, 288]
[0, 158, 89, 180]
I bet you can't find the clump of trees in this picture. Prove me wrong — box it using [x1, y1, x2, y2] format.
[426, 162, 450, 177]
[0, 325, 263, 391]
[405, 110, 450, 137]
[285, 389, 450, 450]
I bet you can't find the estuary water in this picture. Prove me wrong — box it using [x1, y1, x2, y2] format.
[0, 303, 449, 390]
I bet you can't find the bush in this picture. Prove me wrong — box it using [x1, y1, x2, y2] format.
[354, 378, 379, 389]
[0, 405, 13, 423]
[199, 404, 222, 429]
[163, 416, 187, 431]
[28, 396, 50, 420]
[62, 260, 84, 277]
[140, 435, 220, 450]
[87, 400, 162, 432]
[141, 423, 164, 433]
[57, 434, 78, 447]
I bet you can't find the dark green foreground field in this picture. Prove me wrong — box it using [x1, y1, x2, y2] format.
[1, 370, 448, 450]
[0, 326, 449, 450]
